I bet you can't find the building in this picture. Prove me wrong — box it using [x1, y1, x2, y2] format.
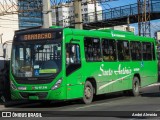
[0, 1, 18, 60]
[0, 2, 19, 43]
[107, 25, 135, 33]
[52, 1, 103, 27]
[155, 31, 160, 44]
[18, 0, 43, 29]
[18, 0, 103, 28]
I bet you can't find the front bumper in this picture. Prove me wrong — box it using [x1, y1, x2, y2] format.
[11, 86, 66, 101]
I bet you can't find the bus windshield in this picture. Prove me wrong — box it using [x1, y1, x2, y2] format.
[11, 40, 62, 78]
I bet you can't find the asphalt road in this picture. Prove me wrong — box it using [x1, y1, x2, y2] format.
[1, 83, 160, 119]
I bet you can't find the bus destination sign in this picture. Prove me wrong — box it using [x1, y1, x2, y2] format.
[23, 33, 53, 40]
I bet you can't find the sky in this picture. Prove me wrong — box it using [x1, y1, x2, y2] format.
[101, 0, 160, 38]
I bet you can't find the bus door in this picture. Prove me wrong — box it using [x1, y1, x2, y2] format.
[65, 42, 83, 99]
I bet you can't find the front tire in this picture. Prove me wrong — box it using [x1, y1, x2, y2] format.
[132, 77, 140, 96]
[82, 81, 94, 104]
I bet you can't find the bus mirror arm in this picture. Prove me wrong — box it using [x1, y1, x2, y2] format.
[3, 48, 6, 58]
[0, 48, 6, 58]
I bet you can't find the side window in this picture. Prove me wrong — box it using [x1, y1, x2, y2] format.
[117, 40, 130, 61]
[130, 41, 142, 61]
[66, 44, 81, 65]
[84, 37, 101, 62]
[66, 44, 81, 76]
[102, 39, 116, 61]
[142, 42, 152, 61]
[152, 43, 155, 60]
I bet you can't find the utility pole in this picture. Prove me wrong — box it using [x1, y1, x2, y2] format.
[127, 16, 130, 32]
[55, 6, 59, 26]
[137, 0, 142, 36]
[94, 0, 97, 21]
[74, 0, 83, 29]
[137, 0, 151, 37]
[42, 0, 52, 28]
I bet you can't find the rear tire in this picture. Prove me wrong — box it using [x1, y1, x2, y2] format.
[132, 77, 140, 96]
[82, 81, 94, 104]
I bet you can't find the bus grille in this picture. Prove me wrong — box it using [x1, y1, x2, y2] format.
[20, 92, 48, 99]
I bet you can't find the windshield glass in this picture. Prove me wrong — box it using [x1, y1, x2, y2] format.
[11, 41, 62, 77]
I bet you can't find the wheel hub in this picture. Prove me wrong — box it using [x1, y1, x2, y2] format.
[85, 86, 91, 99]
[134, 81, 138, 92]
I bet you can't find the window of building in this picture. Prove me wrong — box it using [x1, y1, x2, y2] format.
[130, 41, 142, 61]
[102, 39, 116, 61]
[142, 42, 152, 60]
[84, 8, 88, 12]
[117, 40, 130, 61]
[84, 37, 101, 62]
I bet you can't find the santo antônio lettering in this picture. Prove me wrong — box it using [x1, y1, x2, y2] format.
[24, 33, 52, 40]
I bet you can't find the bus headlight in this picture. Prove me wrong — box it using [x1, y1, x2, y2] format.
[10, 81, 17, 90]
[51, 79, 62, 90]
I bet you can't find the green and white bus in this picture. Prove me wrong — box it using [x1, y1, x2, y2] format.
[10, 27, 158, 104]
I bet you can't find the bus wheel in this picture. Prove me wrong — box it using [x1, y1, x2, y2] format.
[82, 81, 94, 104]
[132, 77, 140, 96]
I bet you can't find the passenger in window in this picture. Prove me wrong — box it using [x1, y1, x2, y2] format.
[93, 50, 99, 61]
[66, 51, 74, 64]
[103, 49, 110, 61]
[124, 49, 130, 60]
[109, 50, 114, 61]
[136, 50, 140, 60]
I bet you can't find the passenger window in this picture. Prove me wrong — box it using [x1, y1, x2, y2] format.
[66, 44, 81, 65]
[130, 41, 142, 61]
[66, 44, 81, 76]
[102, 39, 116, 61]
[117, 41, 130, 61]
[142, 42, 152, 61]
[84, 37, 101, 62]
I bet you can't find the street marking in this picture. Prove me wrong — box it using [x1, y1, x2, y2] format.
[75, 102, 112, 110]
[76, 96, 136, 110]
[147, 83, 160, 87]
[155, 109, 160, 111]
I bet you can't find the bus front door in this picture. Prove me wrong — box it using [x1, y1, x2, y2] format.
[65, 43, 83, 99]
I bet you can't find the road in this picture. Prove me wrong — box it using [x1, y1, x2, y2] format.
[0, 83, 160, 119]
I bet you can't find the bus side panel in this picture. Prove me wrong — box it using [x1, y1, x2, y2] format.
[112, 62, 133, 92]
[96, 62, 119, 94]
[141, 61, 158, 87]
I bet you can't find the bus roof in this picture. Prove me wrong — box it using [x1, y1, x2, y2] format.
[63, 28, 155, 42]
[95, 29, 134, 35]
